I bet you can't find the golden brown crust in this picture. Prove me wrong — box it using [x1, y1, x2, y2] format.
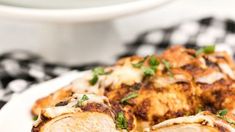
[105, 46, 235, 127]
[31, 86, 74, 116]
[161, 46, 195, 68]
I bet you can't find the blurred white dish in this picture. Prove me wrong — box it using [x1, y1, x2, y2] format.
[0, 0, 173, 22]
[0, 70, 82, 132]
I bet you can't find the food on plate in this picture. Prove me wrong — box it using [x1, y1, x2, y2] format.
[32, 45, 235, 131]
[32, 93, 136, 132]
[151, 111, 235, 132]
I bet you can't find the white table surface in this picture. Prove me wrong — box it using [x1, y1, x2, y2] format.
[0, 0, 234, 64]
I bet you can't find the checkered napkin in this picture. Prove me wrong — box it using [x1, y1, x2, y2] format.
[0, 17, 235, 109]
[118, 17, 235, 58]
[0, 51, 105, 108]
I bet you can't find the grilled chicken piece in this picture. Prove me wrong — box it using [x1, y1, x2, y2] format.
[105, 46, 235, 127]
[32, 71, 105, 116]
[32, 46, 235, 131]
[32, 86, 74, 116]
[151, 111, 235, 132]
[105, 81, 200, 126]
[37, 112, 117, 132]
[32, 94, 136, 132]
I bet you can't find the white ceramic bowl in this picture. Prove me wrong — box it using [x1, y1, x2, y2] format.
[0, 0, 173, 22]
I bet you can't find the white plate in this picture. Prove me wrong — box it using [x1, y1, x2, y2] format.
[0, 70, 84, 132]
[0, 0, 173, 22]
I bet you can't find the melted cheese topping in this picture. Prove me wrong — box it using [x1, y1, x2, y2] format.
[195, 72, 224, 84]
[153, 124, 219, 132]
[71, 64, 143, 94]
[152, 114, 215, 130]
[153, 74, 189, 88]
[71, 71, 102, 95]
[43, 107, 81, 118]
[102, 64, 143, 88]
[218, 63, 235, 80]
[152, 112, 235, 132]
[38, 94, 110, 124]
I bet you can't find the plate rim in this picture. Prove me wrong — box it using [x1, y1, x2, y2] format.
[0, 70, 84, 131]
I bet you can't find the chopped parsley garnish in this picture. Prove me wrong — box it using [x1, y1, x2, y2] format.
[132, 56, 159, 77]
[195, 48, 204, 56]
[216, 109, 235, 125]
[196, 45, 215, 56]
[116, 112, 128, 129]
[93, 67, 105, 75]
[203, 45, 215, 53]
[132, 61, 144, 68]
[149, 55, 159, 66]
[217, 109, 228, 117]
[226, 118, 235, 125]
[142, 66, 155, 76]
[33, 116, 38, 121]
[149, 55, 159, 73]
[76, 95, 89, 107]
[162, 59, 173, 77]
[121, 92, 138, 104]
[132, 56, 148, 68]
[162, 60, 171, 71]
[89, 74, 98, 85]
[89, 67, 106, 85]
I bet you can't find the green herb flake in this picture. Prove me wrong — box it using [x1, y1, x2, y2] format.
[76, 95, 89, 107]
[89, 67, 106, 85]
[121, 92, 138, 104]
[162, 60, 171, 71]
[217, 109, 228, 117]
[33, 116, 38, 121]
[195, 48, 204, 56]
[132, 62, 144, 68]
[132, 56, 148, 68]
[149, 55, 159, 66]
[216, 109, 235, 125]
[196, 45, 215, 56]
[203, 45, 215, 54]
[168, 71, 174, 78]
[93, 67, 105, 75]
[116, 112, 128, 129]
[162, 60, 174, 77]
[89, 74, 98, 85]
[150, 65, 157, 71]
[142, 66, 155, 76]
[226, 118, 235, 125]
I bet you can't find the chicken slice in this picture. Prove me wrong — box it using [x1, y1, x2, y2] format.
[33, 112, 118, 132]
[151, 111, 235, 132]
[32, 93, 137, 132]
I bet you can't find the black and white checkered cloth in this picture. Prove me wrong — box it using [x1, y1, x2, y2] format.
[118, 17, 235, 58]
[0, 16, 235, 109]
